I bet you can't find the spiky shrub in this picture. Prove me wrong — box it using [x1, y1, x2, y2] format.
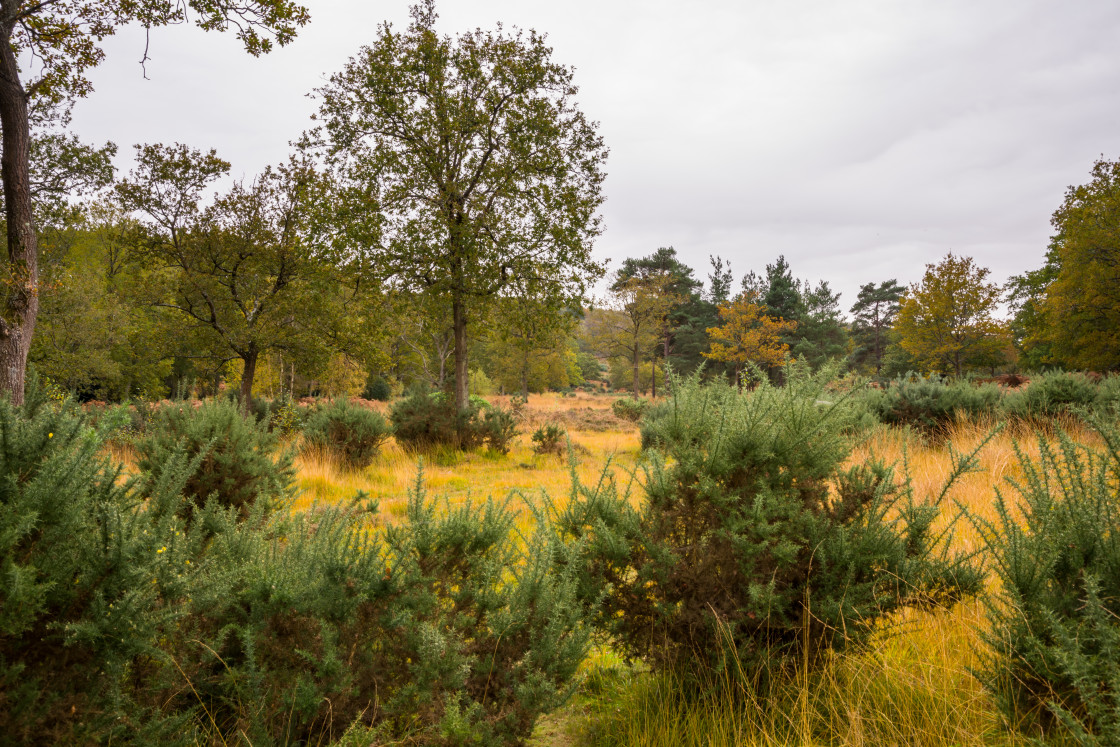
[532, 423, 567, 455]
[391, 391, 517, 453]
[479, 405, 519, 454]
[973, 420, 1120, 744]
[363, 374, 392, 401]
[0, 386, 200, 743]
[611, 397, 646, 423]
[267, 393, 306, 436]
[557, 364, 984, 681]
[161, 478, 591, 746]
[1002, 371, 1101, 422]
[302, 399, 391, 469]
[862, 375, 1002, 435]
[135, 398, 295, 518]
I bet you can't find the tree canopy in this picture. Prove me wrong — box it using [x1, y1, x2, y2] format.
[895, 253, 1009, 377]
[0, 0, 309, 403]
[310, 0, 606, 410]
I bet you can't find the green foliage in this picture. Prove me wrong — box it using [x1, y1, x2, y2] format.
[390, 390, 517, 453]
[0, 388, 590, 744]
[532, 423, 567, 456]
[312, 0, 607, 409]
[302, 399, 390, 469]
[973, 419, 1120, 743]
[0, 386, 200, 742]
[611, 397, 647, 423]
[1002, 371, 1103, 421]
[363, 374, 393, 401]
[267, 393, 307, 436]
[479, 405, 519, 454]
[863, 375, 1003, 434]
[152, 477, 591, 746]
[556, 364, 984, 683]
[135, 398, 295, 518]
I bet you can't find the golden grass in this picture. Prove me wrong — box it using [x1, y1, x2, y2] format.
[292, 392, 643, 524]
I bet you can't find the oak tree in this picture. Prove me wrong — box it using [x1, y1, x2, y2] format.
[0, 0, 308, 403]
[311, 1, 606, 410]
[1031, 158, 1120, 370]
[894, 253, 1009, 377]
[118, 144, 335, 410]
[587, 273, 680, 398]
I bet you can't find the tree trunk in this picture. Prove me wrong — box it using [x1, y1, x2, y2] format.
[0, 25, 38, 406]
[663, 332, 672, 392]
[452, 294, 469, 410]
[520, 351, 530, 399]
[632, 347, 640, 399]
[240, 346, 259, 414]
[651, 356, 656, 399]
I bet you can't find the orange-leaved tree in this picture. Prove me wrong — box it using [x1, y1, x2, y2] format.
[704, 292, 796, 387]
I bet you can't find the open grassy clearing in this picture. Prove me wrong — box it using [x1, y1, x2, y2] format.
[284, 394, 1095, 746]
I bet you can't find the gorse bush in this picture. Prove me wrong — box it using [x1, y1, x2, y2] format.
[267, 392, 306, 436]
[557, 364, 984, 683]
[532, 423, 567, 455]
[611, 396, 646, 423]
[973, 418, 1120, 744]
[302, 398, 390, 468]
[391, 390, 518, 452]
[363, 374, 392, 401]
[1002, 371, 1104, 422]
[0, 385, 201, 743]
[155, 478, 590, 746]
[862, 375, 1002, 434]
[1, 388, 592, 745]
[135, 398, 295, 519]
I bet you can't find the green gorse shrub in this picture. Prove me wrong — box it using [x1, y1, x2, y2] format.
[135, 398, 295, 519]
[532, 423, 567, 455]
[391, 390, 517, 453]
[862, 374, 1002, 434]
[973, 418, 1120, 744]
[302, 398, 391, 468]
[557, 364, 985, 683]
[611, 397, 647, 423]
[0, 387, 593, 745]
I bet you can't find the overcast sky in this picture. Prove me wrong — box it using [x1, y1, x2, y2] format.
[70, 0, 1120, 315]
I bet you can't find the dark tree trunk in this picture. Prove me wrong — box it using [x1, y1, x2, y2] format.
[520, 351, 530, 399]
[452, 294, 469, 410]
[0, 24, 38, 406]
[240, 345, 259, 414]
[632, 347, 640, 399]
[651, 356, 656, 399]
[664, 333, 672, 392]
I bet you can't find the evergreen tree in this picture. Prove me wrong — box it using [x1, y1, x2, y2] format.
[791, 279, 848, 369]
[850, 279, 905, 376]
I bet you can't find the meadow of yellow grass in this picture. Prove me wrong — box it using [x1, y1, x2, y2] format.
[293, 392, 643, 523]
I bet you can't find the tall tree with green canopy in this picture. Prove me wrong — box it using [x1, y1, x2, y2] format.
[791, 279, 848, 368]
[118, 144, 340, 410]
[895, 253, 1009, 377]
[310, 1, 607, 411]
[850, 279, 905, 375]
[612, 246, 702, 390]
[1031, 157, 1120, 370]
[1006, 244, 1060, 370]
[0, 0, 309, 404]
